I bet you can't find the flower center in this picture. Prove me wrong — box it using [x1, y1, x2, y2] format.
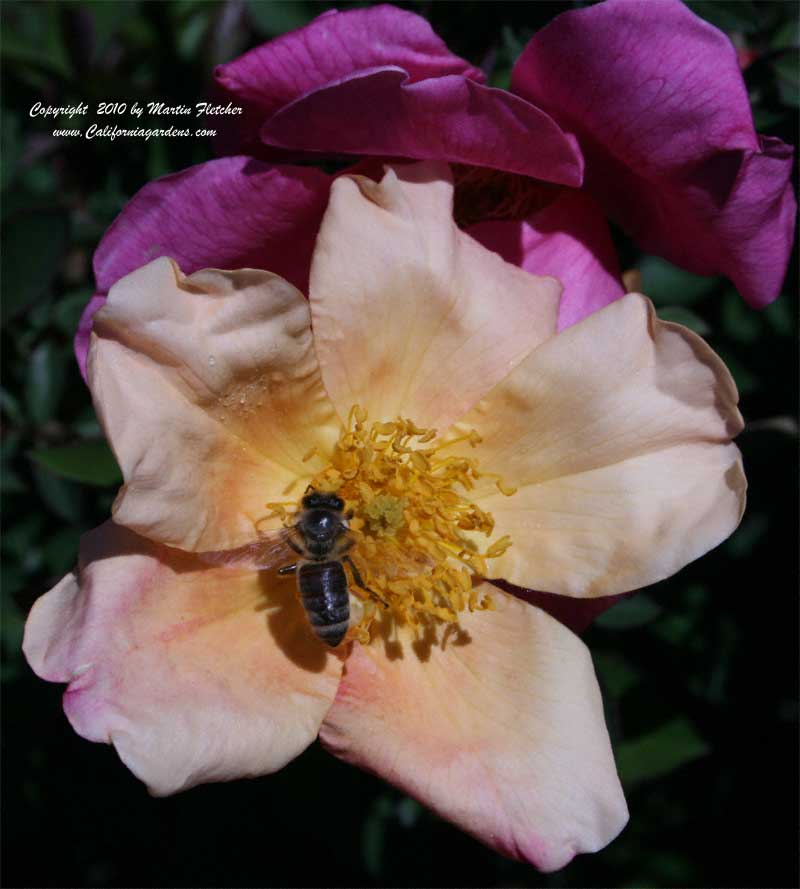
[269, 406, 516, 643]
[363, 493, 406, 537]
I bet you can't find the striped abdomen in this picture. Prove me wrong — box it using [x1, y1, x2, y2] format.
[297, 561, 350, 647]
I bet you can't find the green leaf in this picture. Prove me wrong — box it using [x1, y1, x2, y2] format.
[0, 386, 23, 424]
[688, 1, 769, 34]
[630, 852, 696, 887]
[247, 0, 312, 36]
[395, 796, 422, 828]
[20, 162, 58, 196]
[703, 617, 738, 704]
[25, 341, 67, 425]
[1, 514, 45, 560]
[1, 593, 26, 656]
[656, 305, 711, 336]
[596, 593, 662, 630]
[147, 138, 172, 181]
[638, 256, 719, 307]
[653, 583, 707, 644]
[752, 106, 787, 131]
[171, 0, 215, 19]
[743, 415, 798, 436]
[42, 526, 81, 575]
[594, 651, 641, 697]
[52, 289, 93, 337]
[177, 9, 211, 60]
[715, 348, 758, 395]
[1, 2, 72, 79]
[29, 440, 121, 486]
[771, 18, 799, 51]
[652, 612, 694, 646]
[0, 467, 27, 495]
[722, 290, 762, 344]
[763, 295, 794, 338]
[31, 464, 83, 522]
[1, 109, 22, 191]
[725, 512, 769, 558]
[775, 51, 800, 108]
[72, 405, 103, 438]
[616, 718, 709, 786]
[87, 1, 141, 61]
[1, 210, 69, 322]
[361, 794, 393, 877]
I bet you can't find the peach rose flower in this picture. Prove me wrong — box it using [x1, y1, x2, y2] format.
[24, 162, 744, 872]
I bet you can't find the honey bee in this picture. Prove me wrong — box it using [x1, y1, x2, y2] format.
[277, 489, 376, 647]
[206, 490, 372, 647]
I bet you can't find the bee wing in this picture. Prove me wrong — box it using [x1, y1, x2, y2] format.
[198, 530, 294, 571]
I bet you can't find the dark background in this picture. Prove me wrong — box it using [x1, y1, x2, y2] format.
[2, 2, 797, 887]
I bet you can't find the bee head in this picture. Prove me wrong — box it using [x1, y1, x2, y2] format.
[302, 490, 344, 512]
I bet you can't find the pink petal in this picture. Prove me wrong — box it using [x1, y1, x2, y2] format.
[22, 522, 342, 795]
[469, 189, 625, 331]
[320, 587, 628, 871]
[94, 157, 330, 295]
[213, 5, 484, 156]
[75, 157, 331, 379]
[74, 294, 106, 383]
[259, 69, 583, 187]
[512, 0, 796, 306]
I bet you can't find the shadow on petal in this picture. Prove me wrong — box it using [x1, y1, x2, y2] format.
[367, 609, 474, 664]
[255, 567, 332, 674]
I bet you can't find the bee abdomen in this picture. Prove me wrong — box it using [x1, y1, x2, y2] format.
[297, 561, 350, 648]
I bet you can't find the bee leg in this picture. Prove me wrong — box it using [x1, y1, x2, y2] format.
[277, 563, 298, 576]
[337, 535, 355, 553]
[343, 556, 389, 609]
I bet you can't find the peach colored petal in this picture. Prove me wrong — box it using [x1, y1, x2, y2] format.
[320, 586, 627, 871]
[309, 161, 561, 429]
[89, 258, 339, 551]
[482, 442, 745, 596]
[23, 522, 342, 796]
[455, 294, 745, 595]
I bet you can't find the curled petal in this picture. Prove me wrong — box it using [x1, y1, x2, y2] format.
[459, 294, 745, 595]
[321, 587, 628, 871]
[90, 258, 338, 551]
[94, 157, 330, 296]
[75, 157, 331, 379]
[513, 0, 796, 305]
[74, 294, 106, 383]
[469, 189, 624, 331]
[310, 162, 561, 429]
[214, 5, 484, 155]
[23, 522, 342, 796]
[260, 69, 583, 187]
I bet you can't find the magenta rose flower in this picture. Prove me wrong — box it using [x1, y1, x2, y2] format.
[75, 0, 795, 385]
[212, 0, 795, 311]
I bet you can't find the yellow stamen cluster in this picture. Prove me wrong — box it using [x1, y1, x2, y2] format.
[270, 406, 515, 643]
